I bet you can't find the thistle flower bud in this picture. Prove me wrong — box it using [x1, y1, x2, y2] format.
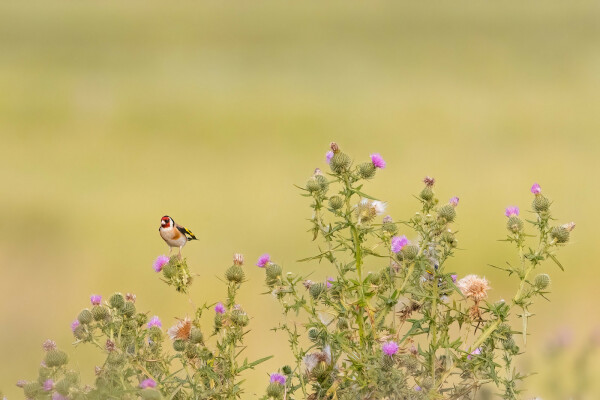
[162, 263, 176, 279]
[532, 194, 550, 212]
[225, 265, 245, 283]
[266, 382, 284, 399]
[190, 328, 204, 344]
[358, 162, 376, 179]
[55, 379, 71, 396]
[73, 325, 87, 340]
[121, 301, 136, 318]
[173, 340, 186, 352]
[438, 204, 456, 223]
[337, 317, 349, 330]
[507, 216, 524, 233]
[265, 263, 282, 285]
[109, 293, 125, 310]
[45, 350, 68, 368]
[309, 282, 326, 299]
[306, 177, 321, 193]
[534, 274, 551, 290]
[233, 253, 244, 266]
[23, 382, 42, 399]
[231, 309, 250, 327]
[503, 337, 519, 355]
[329, 152, 351, 174]
[401, 245, 419, 261]
[328, 195, 343, 210]
[550, 226, 570, 243]
[91, 305, 108, 321]
[382, 216, 398, 234]
[308, 328, 320, 342]
[107, 351, 125, 366]
[420, 186, 434, 201]
[77, 309, 93, 325]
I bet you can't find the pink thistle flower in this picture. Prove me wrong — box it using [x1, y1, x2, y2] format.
[391, 235, 409, 253]
[415, 386, 422, 391]
[505, 206, 519, 217]
[43, 379, 54, 391]
[270, 373, 286, 385]
[147, 316, 162, 329]
[467, 347, 481, 360]
[153, 255, 169, 272]
[382, 341, 399, 356]
[71, 319, 80, 332]
[215, 302, 226, 314]
[42, 339, 56, 352]
[326, 277, 334, 289]
[139, 378, 157, 389]
[450, 197, 459, 207]
[451, 274, 457, 283]
[325, 151, 334, 164]
[256, 253, 271, 268]
[53, 393, 68, 400]
[370, 153, 386, 169]
[531, 183, 542, 195]
[90, 294, 102, 306]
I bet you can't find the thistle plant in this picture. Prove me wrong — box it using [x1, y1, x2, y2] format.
[260, 143, 574, 400]
[17, 254, 270, 400]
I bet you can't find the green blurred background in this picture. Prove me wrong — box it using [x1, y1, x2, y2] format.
[1, 1, 599, 398]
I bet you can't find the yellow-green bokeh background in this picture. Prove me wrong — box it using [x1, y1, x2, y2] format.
[1, 1, 599, 398]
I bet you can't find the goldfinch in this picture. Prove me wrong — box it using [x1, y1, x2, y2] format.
[159, 215, 197, 257]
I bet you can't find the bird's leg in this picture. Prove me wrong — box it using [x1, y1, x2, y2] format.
[168, 247, 172, 257]
[178, 246, 183, 259]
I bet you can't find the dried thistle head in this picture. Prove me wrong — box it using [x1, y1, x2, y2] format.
[457, 275, 490, 302]
[233, 253, 244, 266]
[423, 176, 435, 187]
[167, 317, 192, 341]
[42, 339, 56, 352]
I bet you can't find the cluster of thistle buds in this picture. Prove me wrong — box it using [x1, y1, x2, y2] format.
[16, 339, 82, 400]
[153, 254, 193, 293]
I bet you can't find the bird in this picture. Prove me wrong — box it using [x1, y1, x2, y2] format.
[159, 215, 197, 258]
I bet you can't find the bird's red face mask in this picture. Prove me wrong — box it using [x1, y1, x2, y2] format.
[161, 217, 171, 228]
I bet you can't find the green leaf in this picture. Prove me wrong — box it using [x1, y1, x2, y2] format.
[236, 355, 274, 373]
[548, 254, 564, 271]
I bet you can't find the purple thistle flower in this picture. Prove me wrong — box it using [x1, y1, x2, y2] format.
[467, 347, 481, 360]
[370, 153, 386, 169]
[451, 274, 457, 283]
[326, 277, 334, 289]
[270, 373, 286, 385]
[382, 341, 399, 356]
[139, 378, 157, 389]
[147, 316, 162, 329]
[391, 235, 409, 253]
[71, 319, 80, 332]
[415, 386, 422, 391]
[53, 393, 69, 400]
[505, 206, 520, 217]
[90, 294, 102, 306]
[215, 302, 226, 314]
[325, 151, 334, 164]
[256, 253, 271, 268]
[449, 197, 459, 207]
[153, 255, 170, 272]
[43, 379, 54, 391]
[531, 183, 542, 194]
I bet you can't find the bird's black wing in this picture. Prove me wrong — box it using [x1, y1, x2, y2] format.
[177, 225, 198, 240]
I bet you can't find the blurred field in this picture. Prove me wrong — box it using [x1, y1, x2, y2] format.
[1, 1, 599, 398]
